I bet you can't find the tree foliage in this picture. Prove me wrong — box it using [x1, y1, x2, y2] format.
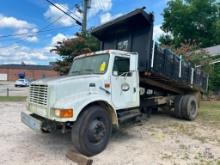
[160, 0, 220, 48]
[161, 42, 213, 74]
[209, 63, 220, 92]
[51, 31, 100, 75]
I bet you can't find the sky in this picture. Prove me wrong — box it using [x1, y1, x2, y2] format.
[0, 0, 167, 65]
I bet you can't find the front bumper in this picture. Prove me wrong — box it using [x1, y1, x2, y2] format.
[27, 103, 74, 122]
[21, 112, 42, 131]
[28, 103, 48, 118]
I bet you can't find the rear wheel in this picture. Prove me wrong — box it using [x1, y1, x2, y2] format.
[174, 95, 183, 118]
[71, 105, 112, 156]
[181, 95, 198, 121]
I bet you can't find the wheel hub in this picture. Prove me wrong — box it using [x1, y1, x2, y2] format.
[88, 119, 106, 143]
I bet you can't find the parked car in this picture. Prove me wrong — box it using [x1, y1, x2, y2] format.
[15, 79, 30, 87]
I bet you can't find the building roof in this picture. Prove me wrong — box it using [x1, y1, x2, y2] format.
[204, 45, 220, 56]
[0, 64, 55, 70]
[91, 8, 154, 40]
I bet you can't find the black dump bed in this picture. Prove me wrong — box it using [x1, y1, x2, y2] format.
[92, 8, 208, 94]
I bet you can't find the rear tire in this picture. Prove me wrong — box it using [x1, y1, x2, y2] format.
[71, 105, 112, 156]
[181, 95, 198, 121]
[174, 95, 183, 118]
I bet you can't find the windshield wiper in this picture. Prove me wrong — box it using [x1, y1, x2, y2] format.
[81, 69, 94, 74]
[83, 69, 94, 72]
[70, 71, 81, 75]
[70, 69, 95, 75]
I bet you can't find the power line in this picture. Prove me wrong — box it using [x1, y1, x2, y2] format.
[0, 8, 74, 40]
[34, 1, 82, 33]
[39, 2, 82, 32]
[0, 1, 83, 49]
[0, 26, 75, 39]
[58, 3, 82, 20]
[45, 0, 82, 26]
[0, 44, 18, 49]
[40, 15, 64, 31]
[0, 26, 76, 48]
[0, 0, 82, 41]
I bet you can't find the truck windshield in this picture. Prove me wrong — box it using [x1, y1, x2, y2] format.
[69, 54, 110, 76]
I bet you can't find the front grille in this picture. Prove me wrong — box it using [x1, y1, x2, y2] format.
[29, 84, 48, 106]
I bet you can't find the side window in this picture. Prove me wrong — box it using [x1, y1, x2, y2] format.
[113, 56, 130, 76]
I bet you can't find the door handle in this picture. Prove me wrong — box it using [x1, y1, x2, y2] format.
[89, 83, 96, 87]
[133, 87, 136, 93]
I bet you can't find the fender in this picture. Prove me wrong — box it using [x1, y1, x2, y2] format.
[52, 92, 118, 126]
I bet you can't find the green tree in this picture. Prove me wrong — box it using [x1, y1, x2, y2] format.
[209, 63, 220, 92]
[160, 0, 220, 48]
[51, 31, 100, 75]
[161, 42, 213, 74]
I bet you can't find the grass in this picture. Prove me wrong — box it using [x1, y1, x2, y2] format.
[163, 101, 220, 144]
[0, 96, 27, 102]
[198, 101, 220, 122]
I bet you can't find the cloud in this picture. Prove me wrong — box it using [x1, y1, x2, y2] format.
[100, 12, 122, 24]
[89, 0, 112, 17]
[0, 14, 34, 29]
[44, 33, 76, 52]
[44, 3, 82, 27]
[51, 33, 69, 45]
[0, 44, 55, 65]
[0, 32, 76, 65]
[153, 24, 165, 41]
[0, 14, 38, 42]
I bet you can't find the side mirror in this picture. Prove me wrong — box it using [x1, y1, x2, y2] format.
[129, 53, 138, 72]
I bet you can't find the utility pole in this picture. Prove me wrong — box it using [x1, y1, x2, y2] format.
[82, 0, 90, 34]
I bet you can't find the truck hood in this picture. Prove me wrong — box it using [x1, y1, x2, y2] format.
[32, 75, 100, 85]
[31, 75, 105, 106]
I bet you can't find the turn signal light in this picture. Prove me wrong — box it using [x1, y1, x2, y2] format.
[105, 83, 111, 88]
[54, 109, 73, 118]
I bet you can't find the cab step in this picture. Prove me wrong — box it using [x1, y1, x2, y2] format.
[117, 109, 141, 123]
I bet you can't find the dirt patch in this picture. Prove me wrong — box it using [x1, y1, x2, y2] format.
[0, 102, 220, 165]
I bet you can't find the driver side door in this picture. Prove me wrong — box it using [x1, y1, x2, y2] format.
[111, 56, 139, 109]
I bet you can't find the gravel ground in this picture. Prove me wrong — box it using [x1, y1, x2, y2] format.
[0, 81, 28, 96]
[0, 102, 220, 165]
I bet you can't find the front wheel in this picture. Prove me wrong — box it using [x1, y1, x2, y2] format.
[71, 105, 112, 156]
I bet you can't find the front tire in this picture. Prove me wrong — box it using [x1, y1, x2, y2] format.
[71, 105, 112, 156]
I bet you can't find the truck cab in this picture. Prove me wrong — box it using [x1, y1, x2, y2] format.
[22, 50, 140, 156]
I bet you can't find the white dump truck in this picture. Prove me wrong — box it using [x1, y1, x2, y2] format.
[21, 9, 208, 156]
